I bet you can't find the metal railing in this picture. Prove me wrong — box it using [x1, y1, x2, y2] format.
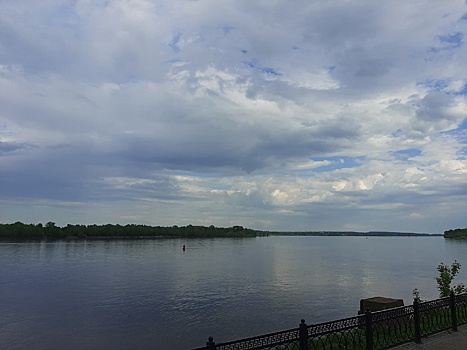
[192, 291, 467, 350]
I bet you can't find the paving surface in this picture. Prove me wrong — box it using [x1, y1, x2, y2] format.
[391, 324, 467, 349]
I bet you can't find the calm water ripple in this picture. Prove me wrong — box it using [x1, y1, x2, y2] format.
[1, 236, 467, 349]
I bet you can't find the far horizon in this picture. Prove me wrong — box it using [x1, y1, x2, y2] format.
[0, 221, 451, 236]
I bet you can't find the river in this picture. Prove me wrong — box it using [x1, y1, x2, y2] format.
[1, 236, 466, 350]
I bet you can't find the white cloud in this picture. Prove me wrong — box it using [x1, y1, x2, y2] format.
[0, 0, 466, 233]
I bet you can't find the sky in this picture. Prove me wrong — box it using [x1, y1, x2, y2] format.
[0, 0, 466, 233]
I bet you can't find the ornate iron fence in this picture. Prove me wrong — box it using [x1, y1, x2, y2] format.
[456, 292, 467, 324]
[192, 291, 467, 350]
[307, 315, 365, 350]
[193, 327, 301, 350]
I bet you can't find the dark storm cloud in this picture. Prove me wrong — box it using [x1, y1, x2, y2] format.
[415, 93, 456, 122]
[0, 141, 33, 154]
[113, 114, 361, 174]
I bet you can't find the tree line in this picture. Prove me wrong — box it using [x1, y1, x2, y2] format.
[0, 221, 265, 239]
[444, 228, 467, 239]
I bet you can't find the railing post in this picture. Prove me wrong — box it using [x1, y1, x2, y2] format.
[299, 319, 309, 350]
[413, 299, 421, 343]
[450, 291, 458, 332]
[365, 309, 373, 350]
[206, 336, 216, 350]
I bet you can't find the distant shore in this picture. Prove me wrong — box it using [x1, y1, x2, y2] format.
[264, 231, 442, 237]
[0, 222, 263, 240]
[0, 221, 447, 240]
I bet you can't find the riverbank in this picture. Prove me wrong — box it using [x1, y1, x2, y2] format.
[267, 231, 441, 237]
[0, 222, 263, 239]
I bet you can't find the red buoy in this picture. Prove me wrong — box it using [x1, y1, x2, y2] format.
[182, 245, 186, 251]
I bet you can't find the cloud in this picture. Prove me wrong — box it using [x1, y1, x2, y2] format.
[0, 140, 33, 155]
[0, 0, 466, 233]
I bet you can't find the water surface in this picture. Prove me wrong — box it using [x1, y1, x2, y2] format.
[1, 236, 466, 349]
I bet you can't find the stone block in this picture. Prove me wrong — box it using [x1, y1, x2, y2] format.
[359, 296, 404, 314]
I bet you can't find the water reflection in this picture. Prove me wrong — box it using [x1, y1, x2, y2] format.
[1, 236, 466, 350]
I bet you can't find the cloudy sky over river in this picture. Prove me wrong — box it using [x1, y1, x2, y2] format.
[0, 1, 466, 233]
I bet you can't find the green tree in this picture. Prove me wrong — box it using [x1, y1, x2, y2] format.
[444, 228, 467, 238]
[436, 260, 467, 297]
[412, 288, 424, 302]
